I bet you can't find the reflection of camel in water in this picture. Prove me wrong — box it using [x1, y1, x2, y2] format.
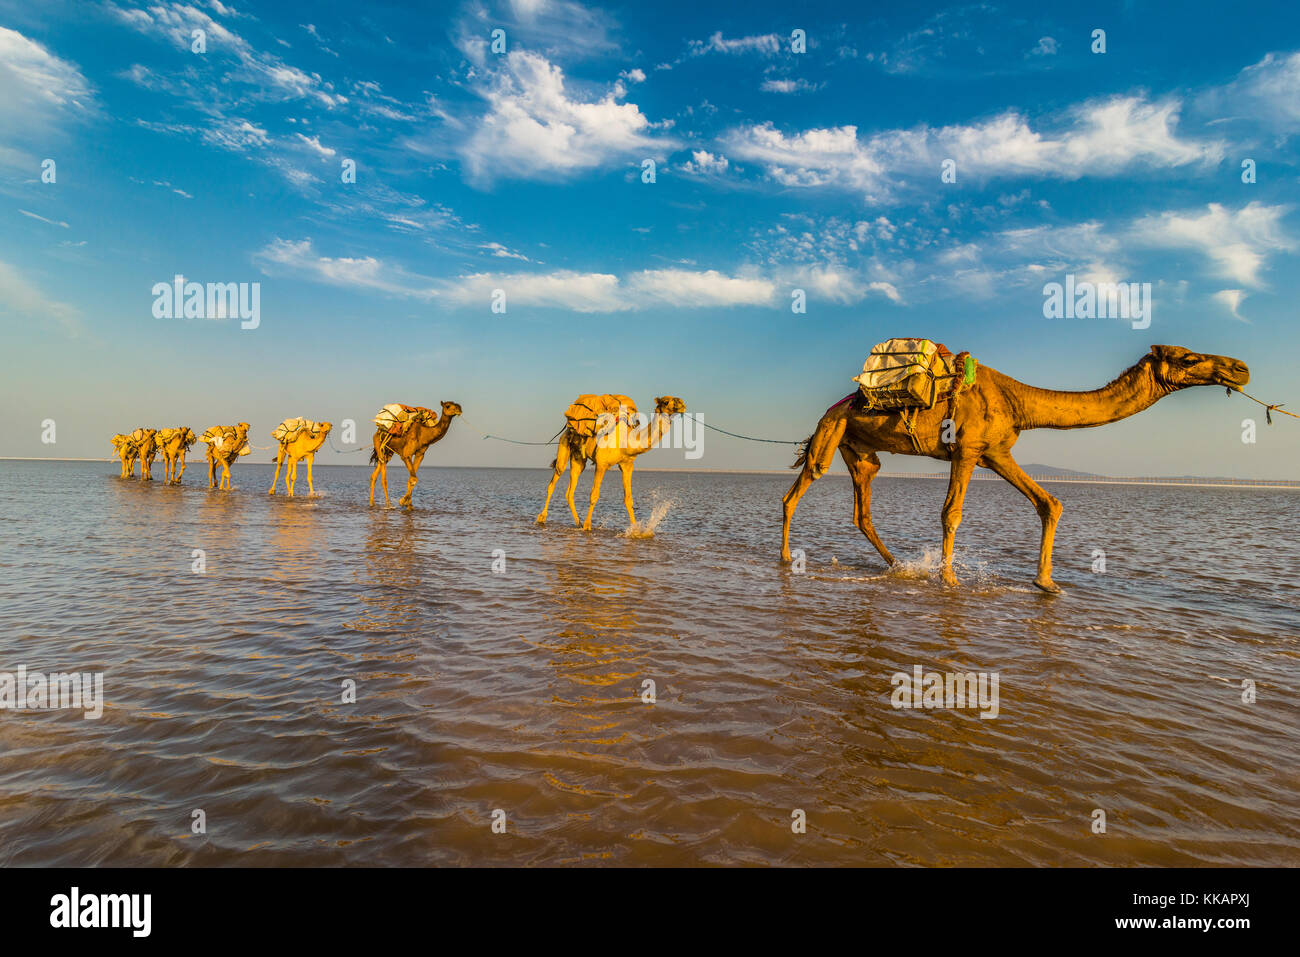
[157, 428, 197, 484]
[782, 345, 1250, 592]
[269, 421, 332, 497]
[537, 395, 686, 531]
[368, 402, 461, 508]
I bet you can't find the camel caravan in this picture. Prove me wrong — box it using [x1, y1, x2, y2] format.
[103, 338, 1253, 590]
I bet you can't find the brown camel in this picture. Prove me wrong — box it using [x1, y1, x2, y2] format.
[136, 429, 160, 482]
[156, 427, 197, 485]
[781, 345, 1249, 592]
[200, 423, 251, 490]
[269, 420, 333, 497]
[111, 434, 138, 479]
[368, 402, 462, 507]
[536, 395, 687, 530]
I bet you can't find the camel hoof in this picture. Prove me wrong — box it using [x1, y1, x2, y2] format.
[941, 569, 960, 587]
[535, 514, 547, 525]
[1033, 578, 1062, 594]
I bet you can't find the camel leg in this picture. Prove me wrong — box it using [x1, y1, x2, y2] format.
[584, 463, 609, 531]
[399, 451, 424, 508]
[536, 439, 571, 524]
[208, 454, 216, 489]
[287, 457, 297, 497]
[563, 455, 584, 526]
[841, 446, 895, 567]
[619, 460, 637, 528]
[269, 447, 284, 494]
[780, 410, 848, 563]
[305, 454, 315, 495]
[981, 450, 1063, 593]
[368, 453, 384, 505]
[940, 452, 979, 586]
[176, 453, 186, 485]
[220, 457, 232, 490]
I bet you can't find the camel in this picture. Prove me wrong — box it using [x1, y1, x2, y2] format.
[111, 434, 138, 479]
[781, 345, 1250, 593]
[368, 402, 462, 507]
[136, 429, 160, 482]
[536, 395, 687, 530]
[269, 420, 332, 496]
[201, 423, 251, 490]
[157, 427, 197, 484]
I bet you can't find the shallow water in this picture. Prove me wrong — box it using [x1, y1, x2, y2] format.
[0, 460, 1295, 866]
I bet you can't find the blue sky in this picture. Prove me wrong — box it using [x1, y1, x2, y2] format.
[1, 0, 1298, 476]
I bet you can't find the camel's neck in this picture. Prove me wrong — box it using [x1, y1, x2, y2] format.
[1003, 359, 1171, 431]
[627, 413, 674, 453]
[417, 416, 453, 448]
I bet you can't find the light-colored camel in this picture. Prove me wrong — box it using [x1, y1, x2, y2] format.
[537, 395, 686, 530]
[157, 428, 197, 485]
[136, 429, 159, 482]
[368, 402, 462, 507]
[781, 345, 1250, 592]
[111, 434, 138, 478]
[270, 421, 332, 497]
[201, 423, 251, 490]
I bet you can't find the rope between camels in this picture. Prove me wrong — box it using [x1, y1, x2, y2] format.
[1232, 388, 1297, 425]
[459, 418, 562, 446]
[700, 421, 802, 445]
[327, 434, 370, 454]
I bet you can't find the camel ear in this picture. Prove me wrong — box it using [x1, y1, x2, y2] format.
[1149, 345, 1183, 360]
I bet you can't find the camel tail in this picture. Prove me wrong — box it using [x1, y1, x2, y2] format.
[796, 409, 849, 479]
[791, 436, 813, 469]
[368, 448, 379, 466]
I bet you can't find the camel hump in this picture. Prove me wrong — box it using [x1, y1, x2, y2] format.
[272, 416, 315, 441]
[564, 394, 638, 437]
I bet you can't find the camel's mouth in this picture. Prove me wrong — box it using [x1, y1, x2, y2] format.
[1217, 362, 1250, 389]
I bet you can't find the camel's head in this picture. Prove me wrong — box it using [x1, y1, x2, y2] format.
[236, 422, 251, 434]
[111, 434, 128, 450]
[183, 428, 197, 445]
[654, 395, 686, 416]
[314, 421, 333, 436]
[1149, 345, 1250, 391]
[440, 401, 463, 418]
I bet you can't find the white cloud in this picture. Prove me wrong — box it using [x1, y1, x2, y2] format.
[621, 68, 646, 84]
[19, 209, 70, 228]
[1028, 37, 1058, 58]
[1212, 289, 1249, 322]
[459, 51, 672, 183]
[294, 133, 336, 158]
[1130, 202, 1294, 286]
[254, 238, 437, 298]
[0, 260, 82, 336]
[689, 32, 781, 56]
[760, 78, 817, 94]
[1199, 50, 1300, 134]
[625, 269, 774, 307]
[0, 28, 94, 172]
[724, 95, 1222, 201]
[680, 150, 729, 175]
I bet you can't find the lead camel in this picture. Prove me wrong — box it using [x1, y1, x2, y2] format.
[781, 345, 1250, 592]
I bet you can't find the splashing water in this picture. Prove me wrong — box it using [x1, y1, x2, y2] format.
[623, 495, 675, 538]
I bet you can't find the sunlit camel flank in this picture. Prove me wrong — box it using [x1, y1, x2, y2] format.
[368, 402, 462, 507]
[157, 427, 197, 485]
[536, 394, 687, 531]
[269, 420, 333, 497]
[111, 434, 138, 479]
[136, 429, 159, 482]
[781, 345, 1250, 592]
[201, 423, 251, 490]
